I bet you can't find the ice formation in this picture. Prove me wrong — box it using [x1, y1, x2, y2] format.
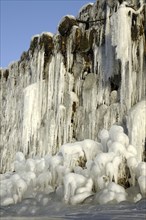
[0, 0, 146, 210]
[127, 100, 146, 161]
[0, 124, 146, 207]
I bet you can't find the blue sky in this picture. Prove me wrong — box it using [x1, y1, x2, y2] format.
[1, 0, 95, 68]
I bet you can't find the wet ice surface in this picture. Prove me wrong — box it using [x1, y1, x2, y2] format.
[0, 194, 146, 220]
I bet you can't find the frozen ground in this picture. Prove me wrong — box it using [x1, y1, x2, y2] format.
[0, 195, 146, 220]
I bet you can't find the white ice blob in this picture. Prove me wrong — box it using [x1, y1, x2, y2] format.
[136, 162, 146, 178]
[59, 142, 84, 170]
[108, 142, 126, 156]
[70, 191, 94, 205]
[127, 156, 138, 186]
[98, 129, 109, 152]
[81, 139, 102, 161]
[126, 145, 138, 159]
[95, 188, 115, 205]
[138, 176, 146, 197]
[14, 152, 26, 172]
[36, 171, 52, 191]
[15, 152, 25, 162]
[63, 173, 92, 204]
[107, 182, 125, 194]
[109, 125, 124, 141]
[25, 159, 36, 172]
[112, 132, 129, 148]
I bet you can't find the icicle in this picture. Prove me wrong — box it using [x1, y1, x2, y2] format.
[127, 100, 146, 161]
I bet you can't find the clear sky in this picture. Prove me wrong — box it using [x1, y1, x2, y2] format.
[1, 0, 95, 68]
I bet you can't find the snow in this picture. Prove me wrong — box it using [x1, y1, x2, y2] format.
[79, 3, 94, 14]
[40, 32, 53, 38]
[31, 34, 40, 42]
[58, 15, 76, 28]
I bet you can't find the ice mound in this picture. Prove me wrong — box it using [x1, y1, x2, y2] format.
[95, 182, 127, 205]
[0, 124, 145, 206]
[59, 139, 102, 170]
